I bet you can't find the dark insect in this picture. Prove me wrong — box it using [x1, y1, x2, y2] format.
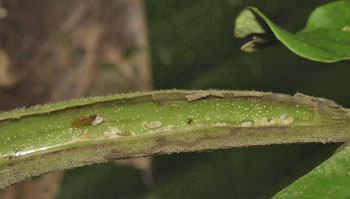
[120, 132, 131, 136]
[5, 149, 19, 160]
[5, 155, 16, 160]
[187, 118, 193, 124]
[71, 114, 97, 127]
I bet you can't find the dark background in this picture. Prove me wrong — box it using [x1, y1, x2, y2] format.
[58, 1, 345, 198]
[1, 0, 348, 198]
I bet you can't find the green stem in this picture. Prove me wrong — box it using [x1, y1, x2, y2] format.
[0, 90, 349, 189]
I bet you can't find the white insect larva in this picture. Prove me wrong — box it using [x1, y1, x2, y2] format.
[103, 131, 111, 138]
[157, 125, 174, 132]
[269, 118, 278, 125]
[149, 125, 174, 134]
[279, 114, 286, 120]
[283, 117, 294, 125]
[110, 127, 121, 134]
[269, 115, 294, 125]
[142, 121, 150, 130]
[149, 121, 162, 129]
[92, 116, 104, 126]
[241, 121, 252, 127]
[104, 127, 121, 138]
[342, 26, 350, 32]
[213, 122, 227, 127]
[254, 117, 270, 126]
[165, 125, 174, 131]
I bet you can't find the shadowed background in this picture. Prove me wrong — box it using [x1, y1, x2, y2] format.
[0, 0, 346, 198]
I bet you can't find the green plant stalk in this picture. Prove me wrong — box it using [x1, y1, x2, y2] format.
[1, 90, 350, 189]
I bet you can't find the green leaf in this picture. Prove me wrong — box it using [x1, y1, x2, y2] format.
[234, 1, 350, 63]
[273, 145, 350, 198]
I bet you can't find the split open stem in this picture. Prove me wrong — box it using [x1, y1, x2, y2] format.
[0, 90, 350, 189]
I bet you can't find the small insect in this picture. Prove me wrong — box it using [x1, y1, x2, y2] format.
[149, 121, 162, 129]
[142, 121, 162, 130]
[142, 121, 150, 130]
[81, 133, 91, 140]
[5, 155, 16, 160]
[92, 116, 104, 126]
[4, 149, 19, 160]
[187, 118, 193, 124]
[119, 132, 131, 136]
[71, 114, 97, 127]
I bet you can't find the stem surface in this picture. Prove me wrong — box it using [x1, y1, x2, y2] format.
[1, 90, 349, 189]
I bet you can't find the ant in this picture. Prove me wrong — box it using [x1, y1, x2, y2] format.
[187, 118, 193, 125]
[120, 132, 131, 136]
[71, 114, 97, 127]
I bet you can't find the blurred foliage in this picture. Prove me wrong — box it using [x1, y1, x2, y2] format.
[56, 163, 147, 199]
[147, 0, 333, 90]
[56, 0, 348, 198]
[147, 144, 340, 199]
